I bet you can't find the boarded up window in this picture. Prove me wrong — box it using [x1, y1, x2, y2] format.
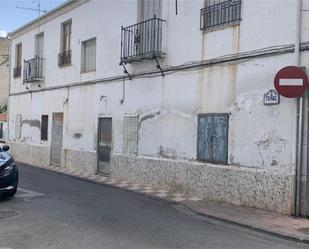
[15, 114, 22, 139]
[41, 115, 48, 141]
[81, 38, 96, 73]
[123, 115, 138, 155]
[197, 114, 228, 163]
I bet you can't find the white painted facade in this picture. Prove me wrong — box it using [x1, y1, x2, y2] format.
[0, 38, 9, 107]
[8, 0, 309, 214]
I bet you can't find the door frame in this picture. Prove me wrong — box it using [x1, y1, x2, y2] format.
[50, 112, 64, 166]
[97, 116, 113, 175]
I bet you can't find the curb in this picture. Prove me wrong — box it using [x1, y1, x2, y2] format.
[182, 205, 309, 244]
[18, 163, 309, 244]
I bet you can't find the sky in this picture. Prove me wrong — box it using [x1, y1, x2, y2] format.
[0, 0, 66, 37]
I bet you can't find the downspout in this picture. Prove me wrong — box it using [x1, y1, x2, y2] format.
[294, 0, 303, 216]
[7, 37, 11, 145]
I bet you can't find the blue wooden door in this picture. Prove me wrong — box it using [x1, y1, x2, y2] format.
[197, 114, 228, 163]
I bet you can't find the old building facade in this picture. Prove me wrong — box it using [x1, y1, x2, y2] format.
[0, 37, 10, 141]
[8, 0, 309, 215]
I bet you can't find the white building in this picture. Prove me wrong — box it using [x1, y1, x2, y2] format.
[0, 37, 9, 142]
[8, 0, 309, 215]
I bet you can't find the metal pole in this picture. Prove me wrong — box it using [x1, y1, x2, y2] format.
[294, 0, 302, 216]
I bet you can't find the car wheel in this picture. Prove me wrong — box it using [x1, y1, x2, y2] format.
[7, 171, 18, 198]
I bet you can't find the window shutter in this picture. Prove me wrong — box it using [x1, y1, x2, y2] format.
[197, 114, 228, 163]
[123, 115, 139, 155]
[197, 114, 213, 161]
[82, 38, 96, 72]
[212, 115, 228, 162]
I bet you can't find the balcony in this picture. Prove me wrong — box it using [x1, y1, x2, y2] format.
[120, 16, 166, 64]
[200, 0, 241, 31]
[23, 56, 44, 84]
[58, 50, 72, 67]
[13, 66, 21, 78]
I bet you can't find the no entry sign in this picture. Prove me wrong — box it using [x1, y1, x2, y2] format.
[274, 66, 308, 98]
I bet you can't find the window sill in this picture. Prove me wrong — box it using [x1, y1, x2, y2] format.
[58, 63, 72, 68]
[81, 69, 96, 74]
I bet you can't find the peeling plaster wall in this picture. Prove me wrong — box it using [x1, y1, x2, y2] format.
[7, 0, 304, 213]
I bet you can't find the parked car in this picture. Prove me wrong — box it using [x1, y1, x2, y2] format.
[0, 145, 18, 197]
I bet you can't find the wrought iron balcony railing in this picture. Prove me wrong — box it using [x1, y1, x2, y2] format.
[200, 0, 241, 31]
[121, 16, 166, 63]
[58, 50, 72, 67]
[23, 56, 44, 84]
[13, 66, 21, 78]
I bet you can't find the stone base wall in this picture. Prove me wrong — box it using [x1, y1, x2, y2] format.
[9, 142, 292, 214]
[62, 148, 97, 174]
[111, 154, 292, 214]
[10, 141, 50, 167]
[10, 142, 97, 174]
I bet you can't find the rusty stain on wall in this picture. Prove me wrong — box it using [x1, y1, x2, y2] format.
[197, 28, 206, 111]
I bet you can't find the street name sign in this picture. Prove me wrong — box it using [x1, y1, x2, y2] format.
[274, 66, 308, 98]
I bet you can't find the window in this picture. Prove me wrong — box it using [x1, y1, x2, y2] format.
[137, 0, 162, 21]
[59, 20, 72, 66]
[13, 43, 22, 78]
[81, 38, 96, 73]
[123, 115, 139, 155]
[200, 0, 241, 31]
[61, 20, 71, 53]
[0, 123, 3, 140]
[197, 114, 228, 163]
[41, 115, 48, 141]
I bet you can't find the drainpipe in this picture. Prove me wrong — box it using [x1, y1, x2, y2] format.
[294, 0, 303, 217]
[7, 37, 11, 146]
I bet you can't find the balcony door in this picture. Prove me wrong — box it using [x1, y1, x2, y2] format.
[35, 33, 44, 58]
[137, 0, 162, 21]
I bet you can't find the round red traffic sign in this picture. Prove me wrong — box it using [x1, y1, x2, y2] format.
[274, 66, 308, 98]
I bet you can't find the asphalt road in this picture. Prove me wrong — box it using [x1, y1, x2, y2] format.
[0, 164, 308, 249]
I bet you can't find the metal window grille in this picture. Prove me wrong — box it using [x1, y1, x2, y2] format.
[58, 50, 72, 66]
[41, 115, 48, 141]
[200, 0, 241, 31]
[23, 56, 44, 83]
[120, 16, 166, 63]
[13, 66, 21, 78]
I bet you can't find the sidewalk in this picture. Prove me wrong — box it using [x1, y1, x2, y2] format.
[29, 163, 309, 243]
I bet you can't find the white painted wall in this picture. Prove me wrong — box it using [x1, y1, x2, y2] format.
[0, 38, 9, 107]
[8, 0, 305, 172]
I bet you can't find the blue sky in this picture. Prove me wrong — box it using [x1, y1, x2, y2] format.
[0, 0, 66, 37]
